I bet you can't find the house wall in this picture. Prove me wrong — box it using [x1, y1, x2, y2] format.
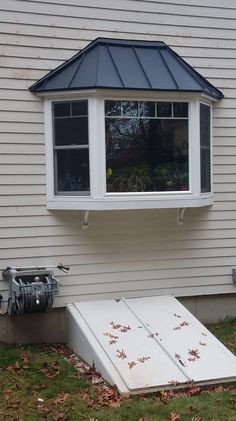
[1, 0, 236, 311]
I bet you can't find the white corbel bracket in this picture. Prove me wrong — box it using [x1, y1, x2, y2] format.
[80, 210, 90, 229]
[177, 207, 186, 225]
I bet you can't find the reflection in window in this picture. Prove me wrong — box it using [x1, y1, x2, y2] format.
[53, 100, 90, 195]
[56, 149, 90, 192]
[200, 104, 211, 193]
[105, 100, 189, 193]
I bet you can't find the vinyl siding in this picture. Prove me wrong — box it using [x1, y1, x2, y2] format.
[0, 0, 236, 305]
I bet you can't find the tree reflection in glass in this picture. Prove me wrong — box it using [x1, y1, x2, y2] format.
[105, 100, 189, 193]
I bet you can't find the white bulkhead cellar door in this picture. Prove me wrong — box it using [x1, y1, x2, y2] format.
[67, 296, 236, 394]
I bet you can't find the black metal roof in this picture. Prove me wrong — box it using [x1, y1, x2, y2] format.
[29, 38, 223, 100]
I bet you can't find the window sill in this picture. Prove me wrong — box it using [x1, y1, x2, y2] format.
[47, 193, 213, 210]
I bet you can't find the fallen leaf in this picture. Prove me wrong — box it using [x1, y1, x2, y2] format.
[213, 385, 225, 393]
[109, 401, 120, 408]
[188, 349, 200, 359]
[167, 412, 181, 420]
[168, 380, 180, 386]
[52, 413, 66, 420]
[116, 349, 127, 359]
[128, 361, 137, 369]
[184, 406, 197, 415]
[110, 321, 121, 330]
[120, 325, 131, 333]
[138, 356, 151, 363]
[187, 384, 201, 396]
[20, 353, 30, 364]
[160, 389, 175, 404]
[41, 361, 60, 378]
[7, 361, 21, 372]
[138, 418, 152, 421]
[180, 321, 189, 327]
[4, 389, 12, 395]
[53, 393, 70, 405]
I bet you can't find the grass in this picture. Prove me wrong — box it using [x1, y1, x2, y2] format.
[0, 320, 235, 421]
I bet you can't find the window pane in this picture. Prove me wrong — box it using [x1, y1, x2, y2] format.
[200, 104, 211, 192]
[106, 116, 188, 193]
[122, 101, 138, 117]
[72, 101, 88, 116]
[55, 149, 90, 193]
[156, 102, 172, 117]
[54, 116, 88, 146]
[201, 149, 211, 193]
[153, 120, 189, 191]
[54, 102, 70, 117]
[139, 101, 155, 117]
[105, 100, 122, 116]
[200, 104, 210, 147]
[173, 102, 188, 118]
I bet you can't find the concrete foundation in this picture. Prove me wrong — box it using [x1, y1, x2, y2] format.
[0, 294, 235, 343]
[179, 294, 236, 324]
[0, 308, 66, 344]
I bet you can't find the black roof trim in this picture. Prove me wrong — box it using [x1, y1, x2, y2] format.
[29, 37, 223, 100]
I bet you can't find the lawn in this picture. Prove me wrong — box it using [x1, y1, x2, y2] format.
[0, 320, 235, 421]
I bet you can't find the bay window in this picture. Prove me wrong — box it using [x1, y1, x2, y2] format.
[46, 93, 213, 210]
[30, 37, 221, 211]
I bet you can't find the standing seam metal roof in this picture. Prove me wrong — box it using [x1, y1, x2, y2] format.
[29, 38, 223, 100]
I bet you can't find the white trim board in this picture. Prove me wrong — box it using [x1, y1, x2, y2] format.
[66, 295, 236, 394]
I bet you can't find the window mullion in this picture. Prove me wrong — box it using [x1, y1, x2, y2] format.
[88, 97, 105, 198]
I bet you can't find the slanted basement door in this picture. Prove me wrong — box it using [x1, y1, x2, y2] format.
[67, 295, 236, 394]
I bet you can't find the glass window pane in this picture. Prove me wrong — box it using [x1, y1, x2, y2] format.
[200, 104, 211, 192]
[201, 149, 211, 193]
[122, 101, 138, 117]
[139, 101, 155, 117]
[54, 102, 70, 117]
[105, 100, 121, 116]
[54, 116, 88, 146]
[72, 100, 88, 116]
[106, 118, 151, 192]
[106, 116, 188, 193]
[156, 102, 172, 117]
[152, 120, 189, 191]
[55, 149, 90, 193]
[173, 102, 188, 118]
[200, 104, 210, 147]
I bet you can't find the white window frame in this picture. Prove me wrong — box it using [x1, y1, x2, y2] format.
[43, 90, 214, 210]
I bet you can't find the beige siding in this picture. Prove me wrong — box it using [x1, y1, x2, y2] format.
[0, 0, 236, 305]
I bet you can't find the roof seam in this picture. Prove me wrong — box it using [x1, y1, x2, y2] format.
[159, 49, 179, 90]
[68, 53, 85, 89]
[106, 44, 125, 88]
[132, 47, 152, 89]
